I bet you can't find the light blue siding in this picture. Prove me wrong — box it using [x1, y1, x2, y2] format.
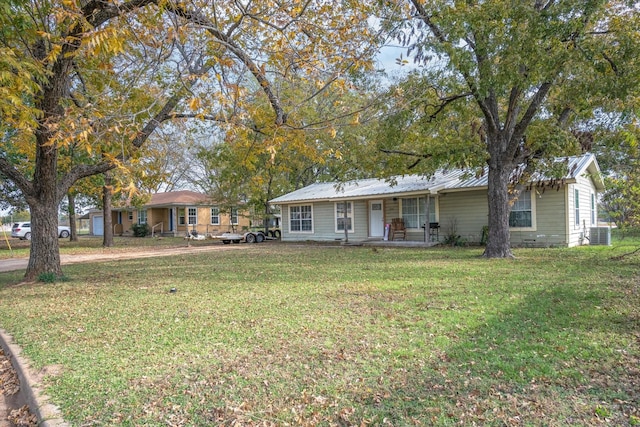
[280, 201, 369, 242]
[436, 190, 488, 244]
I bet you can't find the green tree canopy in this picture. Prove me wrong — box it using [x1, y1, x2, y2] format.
[377, 0, 640, 257]
[0, 0, 381, 280]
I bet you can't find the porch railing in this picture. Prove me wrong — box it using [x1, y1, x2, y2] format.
[152, 222, 163, 237]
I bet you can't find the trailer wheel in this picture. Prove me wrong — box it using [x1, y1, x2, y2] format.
[255, 233, 265, 243]
[245, 233, 256, 243]
[233, 239, 241, 244]
[222, 240, 231, 244]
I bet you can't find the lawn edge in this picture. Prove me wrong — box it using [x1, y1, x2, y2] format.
[0, 329, 68, 427]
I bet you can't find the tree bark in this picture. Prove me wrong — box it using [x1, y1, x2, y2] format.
[23, 55, 68, 280]
[25, 135, 63, 281]
[483, 135, 516, 258]
[68, 192, 78, 242]
[103, 172, 114, 248]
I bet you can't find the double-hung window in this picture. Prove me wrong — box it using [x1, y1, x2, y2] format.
[591, 193, 596, 225]
[401, 197, 436, 229]
[402, 198, 420, 229]
[178, 208, 186, 225]
[289, 205, 313, 232]
[335, 202, 353, 233]
[509, 190, 534, 229]
[188, 207, 197, 226]
[137, 209, 147, 225]
[211, 207, 220, 225]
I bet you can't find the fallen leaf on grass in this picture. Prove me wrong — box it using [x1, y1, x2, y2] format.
[8, 405, 37, 427]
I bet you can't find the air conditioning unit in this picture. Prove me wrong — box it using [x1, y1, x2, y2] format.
[590, 227, 611, 246]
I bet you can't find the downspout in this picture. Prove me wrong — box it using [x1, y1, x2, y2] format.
[424, 195, 430, 243]
[343, 201, 349, 243]
[564, 185, 570, 246]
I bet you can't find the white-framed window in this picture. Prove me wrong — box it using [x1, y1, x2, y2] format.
[178, 208, 185, 225]
[400, 196, 436, 229]
[591, 193, 596, 225]
[509, 190, 535, 230]
[230, 207, 239, 225]
[575, 189, 580, 227]
[211, 207, 220, 225]
[335, 201, 353, 233]
[137, 209, 147, 225]
[188, 207, 198, 225]
[289, 205, 313, 233]
[128, 211, 133, 221]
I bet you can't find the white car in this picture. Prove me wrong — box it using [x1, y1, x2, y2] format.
[11, 222, 71, 240]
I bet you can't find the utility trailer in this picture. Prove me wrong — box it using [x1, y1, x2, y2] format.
[210, 231, 266, 244]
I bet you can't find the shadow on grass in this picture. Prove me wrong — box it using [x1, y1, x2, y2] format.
[368, 285, 640, 425]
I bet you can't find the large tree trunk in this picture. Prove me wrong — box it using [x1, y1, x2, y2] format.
[25, 132, 63, 281]
[483, 135, 516, 258]
[103, 172, 114, 248]
[68, 192, 78, 242]
[26, 201, 62, 281]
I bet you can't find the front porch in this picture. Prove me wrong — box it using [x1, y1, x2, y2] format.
[341, 237, 441, 248]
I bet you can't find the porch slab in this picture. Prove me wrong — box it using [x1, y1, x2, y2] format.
[360, 240, 440, 248]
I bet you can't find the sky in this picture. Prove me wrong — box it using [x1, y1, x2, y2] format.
[376, 44, 418, 78]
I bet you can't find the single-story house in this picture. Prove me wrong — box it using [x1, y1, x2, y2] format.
[269, 153, 608, 247]
[88, 190, 251, 237]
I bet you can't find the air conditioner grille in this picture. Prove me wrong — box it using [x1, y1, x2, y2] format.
[590, 227, 611, 246]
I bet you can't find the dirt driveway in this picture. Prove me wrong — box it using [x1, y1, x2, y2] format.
[0, 243, 249, 273]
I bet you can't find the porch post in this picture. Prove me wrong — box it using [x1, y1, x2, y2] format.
[424, 196, 430, 242]
[171, 207, 176, 235]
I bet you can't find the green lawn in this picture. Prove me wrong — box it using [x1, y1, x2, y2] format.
[0, 242, 638, 426]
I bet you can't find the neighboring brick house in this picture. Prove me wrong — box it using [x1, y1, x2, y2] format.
[88, 190, 250, 237]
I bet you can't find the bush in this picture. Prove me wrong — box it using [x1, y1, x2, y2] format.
[38, 272, 70, 283]
[480, 225, 489, 245]
[131, 223, 150, 237]
[612, 226, 640, 240]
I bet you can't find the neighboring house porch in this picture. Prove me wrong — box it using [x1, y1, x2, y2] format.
[88, 190, 250, 237]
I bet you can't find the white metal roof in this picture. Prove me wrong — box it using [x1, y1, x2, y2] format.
[270, 153, 602, 204]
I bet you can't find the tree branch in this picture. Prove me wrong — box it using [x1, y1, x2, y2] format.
[164, 3, 286, 125]
[379, 149, 432, 159]
[425, 92, 472, 122]
[0, 156, 34, 198]
[511, 82, 552, 144]
[409, 0, 498, 135]
[610, 246, 640, 261]
[602, 51, 620, 76]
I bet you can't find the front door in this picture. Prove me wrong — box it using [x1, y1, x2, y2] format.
[369, 200, 384, 237]
[92, 216, 104, 236]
